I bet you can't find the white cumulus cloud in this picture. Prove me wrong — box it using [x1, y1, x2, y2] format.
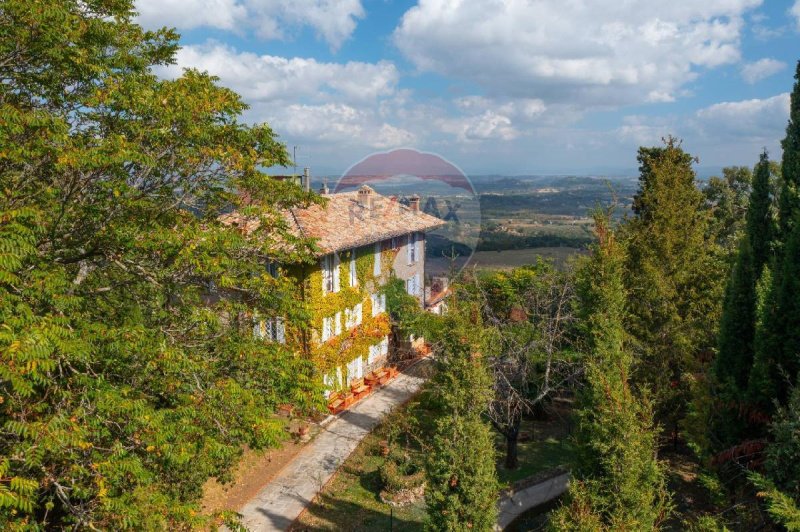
[792, 1, 800, 28]
[157, 42, 413, 151]
[394, 0, 762, 107]
[694, 93, 790, 142]
[159, 42, 398, 104]
[741, 58, 786, 84]
[136, 0, 364, 50]
[265, 103, 417, 149]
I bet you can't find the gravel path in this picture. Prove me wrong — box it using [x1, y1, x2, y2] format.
[495, 471, 570, 530]
[237, 362, 430, 531]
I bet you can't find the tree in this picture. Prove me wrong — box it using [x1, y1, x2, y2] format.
[712, 152, 776, 445]
[748, 61, 800, 414]
[551, 210, 670, 530]
[0, 0, 319, 527]
[703, 166, 753, 253]
[748, 218, 800, 408]
[765, 384, 800, 500]
[467, 264, 577, 470]
[425, 297, 499, 531]
[778, 61, 800, 241]
[623, 137, 725, 438]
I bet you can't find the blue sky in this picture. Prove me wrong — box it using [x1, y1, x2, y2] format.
[139, 0, 800, 176]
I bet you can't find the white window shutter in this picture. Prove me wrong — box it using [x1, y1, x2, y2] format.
[322, 316, 332, 342]
[276, 318, 285, 344]
[407, 233, 413, 264]
[333, 252, 340, 292]
[415, 232, 422, 262]
[415, 273, 421, 296]
[349, 250, 357, 286]
[371, 294, 378, 317]
[335, 311, 342, 335]
[253, 319, 263, 339]
[381, 293, 386, 313]
[368, 344, 377, 364]
[356, 303, 362, 325]
[373, 242, 381, 276]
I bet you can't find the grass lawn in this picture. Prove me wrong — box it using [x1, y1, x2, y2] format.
[293, 392, 574, 530]
[291, 393, 434, 531]
[496, 405, 574, 486]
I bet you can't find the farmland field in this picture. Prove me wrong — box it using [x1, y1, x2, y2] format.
[427, 246, 585, 275]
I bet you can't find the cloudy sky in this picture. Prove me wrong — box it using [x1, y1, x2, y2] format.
[139, 0, 800, 175]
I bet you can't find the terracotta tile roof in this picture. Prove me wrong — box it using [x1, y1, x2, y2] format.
[220, 186, 445, 256]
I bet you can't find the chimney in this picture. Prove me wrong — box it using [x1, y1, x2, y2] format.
[357, 185, 374, 210]
[303, 167, 311, 192]
[409, 194, 420, 213]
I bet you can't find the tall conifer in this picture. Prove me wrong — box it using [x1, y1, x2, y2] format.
[425, 299, 499, 531]
[778, 61, 800, 240]
[750, 61, 800, 411]
[715, 152, 774, 394]
[622, 138, 724, 433]
[551, 211, 670, 530]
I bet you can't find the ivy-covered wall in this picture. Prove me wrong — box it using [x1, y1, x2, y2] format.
[296, 243, 397, 391]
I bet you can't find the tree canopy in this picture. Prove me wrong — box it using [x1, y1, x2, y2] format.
[1, 0, 320, 527]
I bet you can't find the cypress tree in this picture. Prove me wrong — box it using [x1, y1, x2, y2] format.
[749, 219, 800, 408]
[622, 137, 724, 434]
[715, 152, 774, 395]
[551, 211, 670, 530]
[425, 299, 499, 531]
[749, 62, 800, 412]
[778, 61, 800, 240]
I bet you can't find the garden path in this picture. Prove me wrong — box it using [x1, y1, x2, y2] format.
[236, 360, 430, 531]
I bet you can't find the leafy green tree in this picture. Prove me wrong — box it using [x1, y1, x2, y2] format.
[623, 137, 725, 437]
[465, 263, 578, 470]
[703, 166, 753, 253]
[0, 0, 319, 527]
[425, 298, 499, 531]
[552, 210, 670, 530]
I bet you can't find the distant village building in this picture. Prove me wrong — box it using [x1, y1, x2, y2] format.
[221, 178, 443, 399]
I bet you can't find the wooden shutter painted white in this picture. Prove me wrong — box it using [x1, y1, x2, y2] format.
[333, 252, 340, 292]
[349, 250, 357, 287]
[373, 242, 381, 276]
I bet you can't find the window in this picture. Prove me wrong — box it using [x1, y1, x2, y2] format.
[371, 293, 386, 316]
[322, 316, 334, 342]
[349, 249, 358, 287]
[407, 233, 417, 264]
[346, 355, 363, 383]
[254, 317, 285, 343]
[345, 303, 363, 329]
[406, 274, 420, 297]
[373, 242, 381, 276]
[323, 373, 334, 398]
[266, 261, 279, 278]
[380, 336, 389, 356]
[321, 253, 341, 294]
[368, 343, 380, 364]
